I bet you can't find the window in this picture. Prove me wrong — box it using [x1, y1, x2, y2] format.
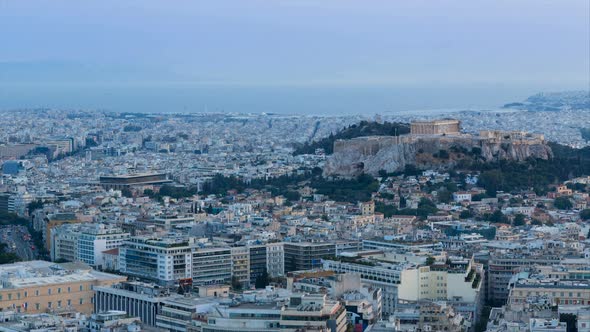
[35, 290, 39, 296]
[79, 298, 84, 305]
[24, 291, 27, 297]
[35, 303, 40, 310]
[79, 285, 83, 291]
[17, 293, 20, 299]
[67, 299, 71, 306]
[8, 294, 12, 300]
[57, 288, 61, 294]
[57, 300, 62, 308]
[48, 302, 52, 308]
[47, 289, 51, 295]
[67, 287, 71, 293]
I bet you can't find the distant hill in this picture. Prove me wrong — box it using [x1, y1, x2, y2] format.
[502, 90, 590, 111]
[292, 121, 410, 155]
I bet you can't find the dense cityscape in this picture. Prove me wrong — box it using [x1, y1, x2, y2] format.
[1, 0, 589, 331]
[0, 90, 588, 332]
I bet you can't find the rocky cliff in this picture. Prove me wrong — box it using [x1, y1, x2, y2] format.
[323, 135, 553, 177]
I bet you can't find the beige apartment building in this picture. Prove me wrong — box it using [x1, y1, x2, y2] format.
[0, 261, 126, 315]
[509, 277, 590, 308]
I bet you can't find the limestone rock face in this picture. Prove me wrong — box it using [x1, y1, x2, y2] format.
[323, 135, 553, 177]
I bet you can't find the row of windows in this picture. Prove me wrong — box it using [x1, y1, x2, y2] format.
[4, 298, 88, 311]
[516, 290, 586, 297]
[0, 285, 88, 300]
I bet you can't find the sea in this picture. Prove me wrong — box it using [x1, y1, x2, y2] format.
[0, 83, 555, 115]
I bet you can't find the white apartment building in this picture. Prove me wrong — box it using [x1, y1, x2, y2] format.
[266, 242, 285, 278]
[192, 247, 232, 286]
[119, 237, 193, 286]
[453, 191, 472, 202]
[201, 294, 347, 332]
[323, 259, 404, 316]
[231, 246, 250, 289]
[324, 255, 483, 320]
[51, 223, 129, 268]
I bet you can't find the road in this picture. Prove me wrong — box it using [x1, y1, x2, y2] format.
[0, 225, 37, 261]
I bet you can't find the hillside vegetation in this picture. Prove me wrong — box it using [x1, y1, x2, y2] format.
[293, 121, 410, 155]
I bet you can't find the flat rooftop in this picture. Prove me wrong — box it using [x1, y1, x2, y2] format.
[0, 261, 124, 289]
[99, 172, 166, 179]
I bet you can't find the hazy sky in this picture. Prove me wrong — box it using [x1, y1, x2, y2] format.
[0, 1, 588, 113]
[1, 0, 588, 86]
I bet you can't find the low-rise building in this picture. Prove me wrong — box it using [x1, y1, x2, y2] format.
[0, 261, 126, 315]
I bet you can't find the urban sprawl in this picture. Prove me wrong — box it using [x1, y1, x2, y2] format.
[0, 101, 590, 332]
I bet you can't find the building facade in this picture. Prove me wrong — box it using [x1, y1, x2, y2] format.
[0, 261, 125, 315]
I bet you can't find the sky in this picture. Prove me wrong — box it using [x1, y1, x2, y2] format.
[0, 0, 588, 113]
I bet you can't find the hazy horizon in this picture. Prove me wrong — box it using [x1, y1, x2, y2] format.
[1, 0, 588, 114]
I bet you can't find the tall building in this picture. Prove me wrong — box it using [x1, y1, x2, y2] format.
[0, 193, 10, 213]
[119, 237, 193, 286]
[396, 257, 485, 324]
[191, 247, 232, 286]
[266, 242, 285, 278]
[284, 242, 336, 273]
[44, 213, 80, 253]
[8, 192, 33, 216]
[231, 246, 250, 289]
[249, 244, 267, 286]
[51, 223, 130, 268]
[118, 236, 232, 287]
[324, 253, 484, 321]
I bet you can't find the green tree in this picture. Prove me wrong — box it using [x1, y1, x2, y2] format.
[0, 243, 20, 264]
[459, 210, 473, 219]
[121, 187, 133, 198]
[416, 198, 438, 219]
[425, 256, 436, 265]
[27, 200, 45, 215]
[489, 210, 508, 223]
[513, 213, 526, 226]
[437, 189, 452, 204]
[580, 209, 590, 220]
[311, 166, 323, 177]
[554, 197, 573, 210]
[478, 170, 503, 197]
[292, 121, 410, 155]
[231, 276, 242, 291]
[436, 149, 450, 159]
[255, 269, 270, 289]
[283, 190, 301, 202]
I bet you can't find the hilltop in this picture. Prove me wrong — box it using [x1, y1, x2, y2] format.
[323, 120, 553, 177]
[292, 121, 410, 155]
